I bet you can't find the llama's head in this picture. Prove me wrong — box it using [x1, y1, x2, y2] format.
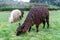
[21, 10, 24, 17]
[16, 23, 25, 36]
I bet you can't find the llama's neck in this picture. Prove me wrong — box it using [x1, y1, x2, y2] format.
[22, 17, 33, 33]
[22, 22, 31, 33]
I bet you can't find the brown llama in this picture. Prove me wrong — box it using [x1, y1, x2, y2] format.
[16, 6, 49, 36]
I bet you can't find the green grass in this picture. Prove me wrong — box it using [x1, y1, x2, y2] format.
[0, 11, 60, 40]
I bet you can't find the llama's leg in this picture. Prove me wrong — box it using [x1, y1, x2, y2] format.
[43, 19, 46, 29]
[46, 16, 49, 28]
[36, 25, 39, 32]
[28, 26, 31, 32]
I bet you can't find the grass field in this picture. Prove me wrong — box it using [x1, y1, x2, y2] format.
[0, 11, 60, 40]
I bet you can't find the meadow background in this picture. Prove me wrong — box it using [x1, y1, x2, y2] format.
[0, 0, 60, 40]
[0, 11, 60, 40]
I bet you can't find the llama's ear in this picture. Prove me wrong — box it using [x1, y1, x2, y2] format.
[19, 23, 21, 26]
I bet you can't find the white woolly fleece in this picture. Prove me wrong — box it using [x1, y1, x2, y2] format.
[9, 9, 22, 23]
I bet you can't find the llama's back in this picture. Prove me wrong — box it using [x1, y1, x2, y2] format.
[28, 6, 49, 25]
[11, 9, 21, 17]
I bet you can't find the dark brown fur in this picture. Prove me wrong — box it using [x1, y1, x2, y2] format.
[16, 6, 49, 36]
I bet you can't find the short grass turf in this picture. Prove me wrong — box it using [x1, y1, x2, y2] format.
[0, 11, 60, 40]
